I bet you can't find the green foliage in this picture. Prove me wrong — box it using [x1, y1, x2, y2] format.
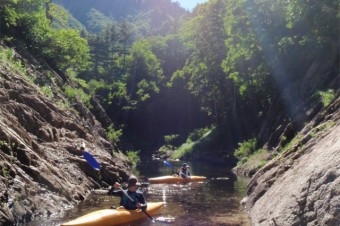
[106, 125, 122, 143]
[171, 127, 215, 160]
[258, 159, 268, 168]
[39, 85, 53, 98]
[43, 29, 91, 72]
[280, 120, 335, 155]
[284, 0, 339, 47]
[172, 142, 195, 160]
[280, 134, 303, 153]
[318, 89, 335, 107]
[55, 0, 186, 36]
[239, 157, 248, 165]
[222, 0, 272, 100]
[64, 85, 91, 106]
[55, 99, 71, 111]
[159, 134, 186, 153]
[234, 138, 257, 160]
[2, 168, 10, 177]
[164, 134, 178, 144]
[0, 46, 27, 77]
[1, 0, 338, 162]
[0, 47, 15, 60]
[0, 0, 90, 74]
[177, 0, 231, 121]
[48, 3, 85, 30]
[126, 150, 141, 167]
[236, 148, 268, 168]
[164, 134, 180, 147]
[122, 39, 164, 106]
[87, 79, 110, 95]
[186, 127, 210, 143]
[310, 121, 336, 139]
[107, 81, 128, 106]
[87, 8, 114, 33]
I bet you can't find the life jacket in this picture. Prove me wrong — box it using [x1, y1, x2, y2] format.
[120, 190, 139, 210]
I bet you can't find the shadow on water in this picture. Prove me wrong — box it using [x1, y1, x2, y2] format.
[28, 159, 251, 226]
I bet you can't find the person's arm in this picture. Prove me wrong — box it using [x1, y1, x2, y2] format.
[136, 192, 147, 210]
[180, 169, 188, 178]
[107, 182, 124, 196]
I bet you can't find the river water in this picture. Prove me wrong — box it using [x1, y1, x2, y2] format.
[28, 159, 251, 226]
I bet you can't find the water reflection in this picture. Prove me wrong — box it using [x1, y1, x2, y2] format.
[28, 160, 251, 226]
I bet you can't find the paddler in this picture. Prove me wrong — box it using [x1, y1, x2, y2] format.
[108, 175, 147, 210]
[177, 163, 191, 178]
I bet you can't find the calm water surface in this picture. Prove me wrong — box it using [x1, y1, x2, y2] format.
[28, 159, 251, 226]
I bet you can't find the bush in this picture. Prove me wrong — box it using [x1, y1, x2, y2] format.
[40, 85, 53, 98]
[164, 134, 180, 147]
[126, 150, 140, 166]
[64, 85, 91, 106]
[234, 138, 257, 160]
[186, 127, 210, 142]
[106, 125, 122, 143]
[318, 89, 335, 107]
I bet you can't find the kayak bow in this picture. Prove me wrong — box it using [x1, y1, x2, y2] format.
[61, 202, 165, 226]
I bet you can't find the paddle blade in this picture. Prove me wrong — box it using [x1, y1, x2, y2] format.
[163, 161, 173, 168]
[83, 151, 101, 170]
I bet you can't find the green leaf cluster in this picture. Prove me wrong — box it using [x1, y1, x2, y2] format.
[126, 150, 141, 167]
[106, 125, 122, 144]
[318, 89, 335, 107]
[234, 138, 257, 160]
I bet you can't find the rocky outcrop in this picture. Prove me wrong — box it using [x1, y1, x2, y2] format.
[0, 47, 131, 225]
[241, 46, 340, 225]
[245, 97, 340, 226]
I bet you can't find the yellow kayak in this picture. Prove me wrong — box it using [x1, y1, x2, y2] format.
[148, 175, 207, 184]
[61, 202, 165, 226]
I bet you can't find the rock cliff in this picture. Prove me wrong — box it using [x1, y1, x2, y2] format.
[232, 46, 340, 226]
[0, 45, 131, 225]
[245, 97, 339, 225]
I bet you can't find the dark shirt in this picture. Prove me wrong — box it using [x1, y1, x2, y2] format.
[108, 188, 146, 210]
[179, 167, 190, 178]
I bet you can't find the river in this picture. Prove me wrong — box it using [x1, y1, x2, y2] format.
[28, 159, 251, 226]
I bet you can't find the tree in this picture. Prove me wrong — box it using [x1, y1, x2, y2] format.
[176, 0, 231, 123]
[0, 0, 90, 74]
[123, 39, 164, 106]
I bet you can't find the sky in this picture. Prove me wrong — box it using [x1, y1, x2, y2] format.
[172, 0, 209, 11]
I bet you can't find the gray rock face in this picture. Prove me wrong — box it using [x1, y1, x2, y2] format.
[245, 99, 340, 226]
[0, 51, 131, 225]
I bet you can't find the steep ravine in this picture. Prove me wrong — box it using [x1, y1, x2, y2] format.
[0, 47, 131, 225]
[1, 44, 339, 226]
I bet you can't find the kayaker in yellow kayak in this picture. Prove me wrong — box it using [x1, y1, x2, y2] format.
[108, 175, 147, 210]
[177, 163, 191, 178]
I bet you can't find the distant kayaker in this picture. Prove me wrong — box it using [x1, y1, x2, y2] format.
[108, 175, 147, 210]
[177, 163, 191, 178]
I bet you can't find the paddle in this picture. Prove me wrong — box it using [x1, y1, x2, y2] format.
[163, 160, 173, 168]
[82, 151, 154, 222]
[83, 151, 101, 171]
[163, 160, 175, 175]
